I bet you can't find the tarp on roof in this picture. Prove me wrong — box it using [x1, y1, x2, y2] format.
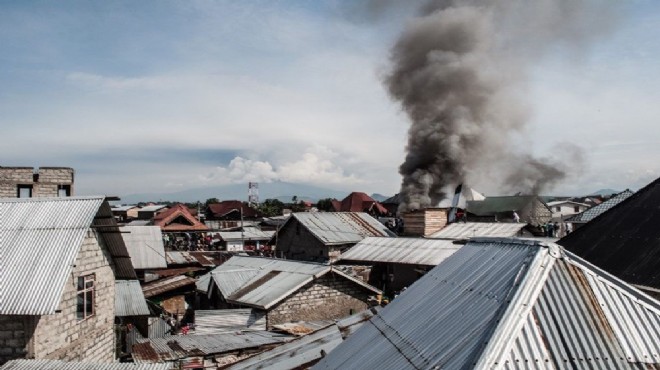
[314, 238, 660, 370]
[120, 226, 167, 269]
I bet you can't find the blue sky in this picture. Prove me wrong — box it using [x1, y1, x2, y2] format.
[1, 0, 659, 198]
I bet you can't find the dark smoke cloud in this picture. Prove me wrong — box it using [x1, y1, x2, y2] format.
[387, 0, 618, 212]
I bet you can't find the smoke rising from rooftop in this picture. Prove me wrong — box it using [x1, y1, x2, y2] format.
[387, 0, 616, 212]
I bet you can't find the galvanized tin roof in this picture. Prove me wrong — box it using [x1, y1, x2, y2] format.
[132, 331, 291, 363]
[429, 222, 526, 239]
[566, 189, 634, 223]
[196, 272, 212, 294]
[115, 280, 150, 317]
[314, 238, 660, 370]
[0, 196, 104, 315]
[139, 205, 167, 212]
[192, 309, 266, 334]
[339, 237, 462, 265]
[225, 324, 343, 370]
[0, 360, 171, 370]
[218, 228, 275, 242]
[291, 212, 395, 245]
[120, 226, 167, 269]
[141, 275, 196, 298]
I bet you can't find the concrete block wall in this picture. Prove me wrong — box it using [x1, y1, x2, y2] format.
[0, 316, 29, 364]
[267, 273, 372, 327]
[0, 167, 33, 197]
[0, 167, 73, 198]
[28, 230, 116, 362]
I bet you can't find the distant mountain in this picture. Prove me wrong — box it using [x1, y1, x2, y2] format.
[370, 193, 391, 202]
[119, 181, 351, 205]
[588, 189, 621, 197]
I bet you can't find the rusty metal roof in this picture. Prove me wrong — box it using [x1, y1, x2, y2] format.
[120, 226, 167, 270]
[132, 331, 291, 363]
[141, 275, 196, 298]
[0, 360, 171, 370]
[290, 212, 396, 246]
[0, 196, 106, 315]
[340, 237, 462, 265]
[314, 238, 660, 370]
[115, 280, 150, 317]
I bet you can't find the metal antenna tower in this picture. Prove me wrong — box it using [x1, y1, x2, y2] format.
[248, 182, 259, 206]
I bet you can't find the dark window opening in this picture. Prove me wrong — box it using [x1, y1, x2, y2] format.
[77, 274, 95, 320]
[17, 185, 32, 198]
[58, 185, 71, 197]
[574, 206, 580, 212]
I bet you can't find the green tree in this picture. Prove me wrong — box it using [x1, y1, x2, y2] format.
[258, 198, 285, 217]
[316, 198, 335, 212]
[205, 197, 220, 206]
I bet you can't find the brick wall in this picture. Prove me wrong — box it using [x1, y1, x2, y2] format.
[267, 273, 372, 327]
[276, 218, 328, 262]
[0, 167, 73, 198]
[30, 231, 115, 362]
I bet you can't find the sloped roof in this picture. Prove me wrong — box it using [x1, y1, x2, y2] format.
[120, 226, 167, 269]
[340, 237, 461, 266]
[466, 195, 547, 216]
[210, 256, 381, 309]
[546, 200, 590, 207]
[558, 179, 660, 289]
[193, 309, 266, 334]
[0, 196, 135, 315]
[0, 360, 170, 370]
[429, 222, 526, 238]
[218, 227, 275, 242]
[142, 275, 196, 298]
[565, 189, 634, 223]
[314, 238, 660, 370]
[152, 204, 208, 231]
[207, 201, 259, 218]
[290, 212, 395, 246]
[115, 280, 150, 316]
[338, 192, 388, 214]
[138, 205, 167, 213]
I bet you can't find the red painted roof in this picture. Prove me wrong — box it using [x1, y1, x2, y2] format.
[207, 200, 260, 218]
[153, 204, 209, 231]
[339, 192, 388, 215]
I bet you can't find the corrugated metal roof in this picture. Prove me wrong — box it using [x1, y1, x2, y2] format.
[566, 189, 634, 223]
[0, 196, 104, 315]
[94, 201, 137, 280]
[132, 331, 291, 363]
[218, 228, 275, 242]
[192, 309, 266, 334]
[142, 275, 196, 298]
[166, 251, 228, 266]
[314, 238, 660, 370]
[227, 270, 316, 309]
[120, 226, 167, 269]
[429, 222, 526, 239]
[339, 237, 462, 265]
[335, 306, 381, 339]
[226, 324, 343, 370]
[115, 280, 150, 317]
[211, 269, 262, 297]
[0, 360, 171, 370]
[196, 272, 212, 294]
[139, 205, 167, 212]
[112, 205, 139, 212]
[292, 212, 395, 245]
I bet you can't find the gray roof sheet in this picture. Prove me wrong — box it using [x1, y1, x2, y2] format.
[314, 238, 660, 370]
[0, 360, 170, 370]
[132, 331, 291, 363]
[120, 226, 167, 269]
[142, 275, 196, 298]
[566, 189, 634, 223]
[429, 222, 526, 238]
[340, 237, 462, 265]
[138, 205, 167, 212]
[292, 212, 395, 245]
[218, 228, 275, 242]
[192, 309, 266, 334]
[0, 196, 104, 315]
[115, 280, 150, 317]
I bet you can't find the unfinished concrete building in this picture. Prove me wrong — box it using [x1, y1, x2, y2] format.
[0, 166, 74, 198]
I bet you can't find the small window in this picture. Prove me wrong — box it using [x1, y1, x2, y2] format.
[574, 206, 580, 212]
[77, 274, 95, 320]
[17, 185, 32, 198]
[556, 206, 561, 212]
[58, 185, 71, 197]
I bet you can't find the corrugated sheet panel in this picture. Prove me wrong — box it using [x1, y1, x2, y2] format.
[0, 196, 104, 315]
[132, 331, 291, 363]
[293, 212, 395, 245]
[226, 325, 343, 370]
[139, 205, 167, 212]
[335, 306, 381, 339]
[120, 226, 167, 269]
[429, 222, 526, 238]
[211, 269, 261, 297]
[193, 309, 266, 334]
[567, 190, 634, 223]
[219, 228, 275, 242]
[196, 272, 212, 294]
[339, 237, 461, 265]
[142, 275, 196, 298]
[148, 316, 173, 338]
[95, 201, 137, 279]
[227, 271, 314, 309]
[217, 255, 330, 275]
[0, 359, 171, 370]
[115, 280, 150, 317]
[314, 240, 538, 370]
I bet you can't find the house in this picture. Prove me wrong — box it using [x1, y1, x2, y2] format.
[466, 195, 552, 226]
[206, 200, 260, 223]
[152, 204, 208, 232]
[314, 238, 660, 369]
[275, 212, 396, 263]
[333, 192, 388, 216]
[0, 196, 136, 364]
[558, 178, 660, 299]
[217, 227, 275, 252]
[546, 199, 590, 220]
[564, 189, 634, 230]
[136, 205, 167, 220]
[111, 205, 139, 222]
[0, 360, 170, 370]
[207, 256, 381, 327]
[0, 166, 74, 198]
